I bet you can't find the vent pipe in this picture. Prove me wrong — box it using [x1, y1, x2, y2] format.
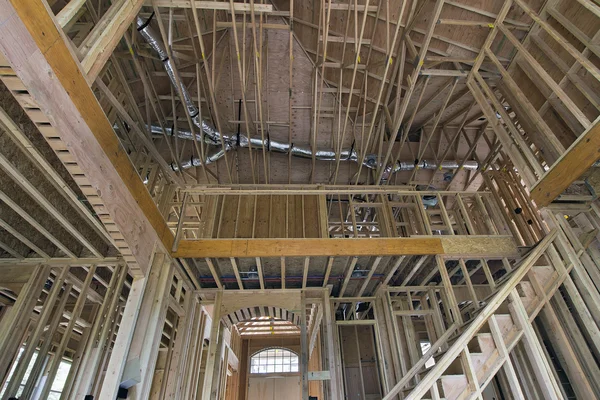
[136, 15, 479, 176]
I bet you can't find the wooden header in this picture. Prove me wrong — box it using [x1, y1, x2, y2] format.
[145, 0, 273, 12]
[173, 236, 519, 258]
[220, 290, 302, 318]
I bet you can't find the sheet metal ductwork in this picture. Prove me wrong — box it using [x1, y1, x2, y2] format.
[136, 15, 480, 176]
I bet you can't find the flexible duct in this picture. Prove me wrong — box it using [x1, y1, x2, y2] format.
[149, 122, 479, 172]
[136, 15, 480, 175]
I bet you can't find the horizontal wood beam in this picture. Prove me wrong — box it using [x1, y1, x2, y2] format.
[173, 236, 519, 258]
[0, 257, 123, 267]
[145, 0, 273, 12]
[329, 3, 378, 12]
[531, 117, 600, 207]
[216, 21, 288, 30]
[320, 35, 372, 44]
[420, 69, 499, 77]
[336, 320, 376, 325]
[0, 0, 173, 274]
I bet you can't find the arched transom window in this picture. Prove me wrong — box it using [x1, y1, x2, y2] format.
[250, 348, 299, 374]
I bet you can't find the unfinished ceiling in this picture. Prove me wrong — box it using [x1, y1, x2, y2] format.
[0, 0, 597, 272]
[57, 0, 566, 188]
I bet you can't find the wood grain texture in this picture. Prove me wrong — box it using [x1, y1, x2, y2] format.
[0, 0, 174, 273]
[440, 235, 519, 258]
[531, 117, 600, 207]
[220, 290, 302, 317]
[173, 236, 518, 258]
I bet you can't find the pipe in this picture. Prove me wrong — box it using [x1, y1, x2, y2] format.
[136, 15, 480, 176]
[148, 122, 479, 173]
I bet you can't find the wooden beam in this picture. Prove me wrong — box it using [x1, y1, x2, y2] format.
[173, 236, 518, 258]
[96, 79, 183, 185]
[145, 0, 273, 12]
[0, 188, 76, 258]
[219, 290, 302, 317]
[376, 0, 445, 183]
[419, 69, 498, 77]
[0, 0, 173, 274]
[467, 79, 538, 186]
[0, 256, 122, 266]
[328, 3, 378, 12]
[513, 0, 600, 81]
[497, 23, 590, 129]
[531, 117, 600, 207]
[79, 0, 144, 82]
[56, 0, 87, 28]
[215, 21, 288, 30]
[485, 48, 565, 161]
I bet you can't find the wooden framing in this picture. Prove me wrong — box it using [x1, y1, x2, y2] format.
[147, 1, 273, 12]
[531, 117, 600, 207]
[0, 197, 597, 400]
[0, 0, 173, 274]
[78, 0, 145, 81]
[173, 236, 518, 258]
[99, 273, 148, 399]
[0, 1, 599, 399]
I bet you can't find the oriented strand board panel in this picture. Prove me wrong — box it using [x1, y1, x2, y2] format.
[209, 195, 323, 238]
[439, 235, 519, 258]
[248, 375, 301, 400]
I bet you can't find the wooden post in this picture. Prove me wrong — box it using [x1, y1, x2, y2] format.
[373, 293, 402, 396]
[209, 322, 225, 399]
[4, 266, 70, 397]
[38, 266, 97, 399]
[323, 289, 342, 399]
[0, 264, 51, 385]
[71, 264, 128, 398]
[98, 272, 149, 399]
[202, 290, 223, 400]
[189, 304, 208, 398]
[301, 291, 309, 399]
[165, 291, 195, 398]
[435, 256, 462, 324]
[21, 282, 73, 399]
[125, 255, 174, 400]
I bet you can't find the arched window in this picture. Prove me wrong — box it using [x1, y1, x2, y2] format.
[250, 348, 299, 374]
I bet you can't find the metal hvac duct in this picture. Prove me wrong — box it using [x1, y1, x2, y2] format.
[136, 15, 480, 176]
